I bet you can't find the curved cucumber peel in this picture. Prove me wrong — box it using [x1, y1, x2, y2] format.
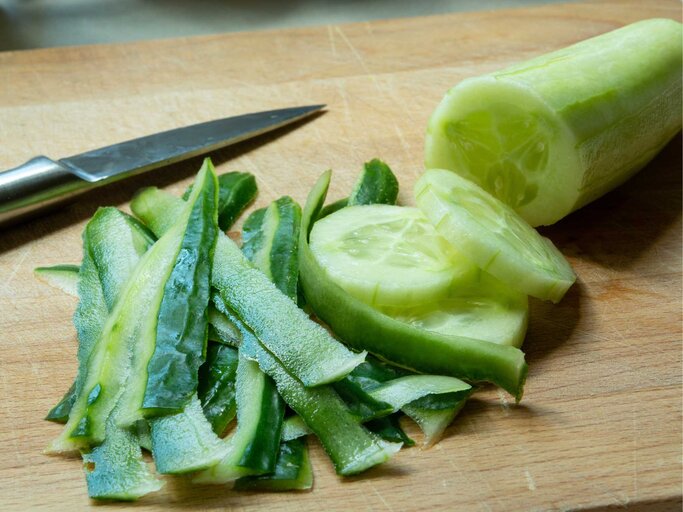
[300, 171, 527, 401]
[150, 394, 229, 474]
[415, 169, 575, 303]
[184, 170, 257, 231]
[425, 18, 683, 226]
[49, 163, 218, 452]
[132, 188, 365, 387]
[198, 343, 239, 435]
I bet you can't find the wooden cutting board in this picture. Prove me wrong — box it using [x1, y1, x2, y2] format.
[1, 0, 680, 510]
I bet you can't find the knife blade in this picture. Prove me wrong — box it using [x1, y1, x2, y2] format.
[0, 105, 324, 226]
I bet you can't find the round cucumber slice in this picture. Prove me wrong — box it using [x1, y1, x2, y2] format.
[382, 272, 528, 348]
[309, 205, 464, 307]
[415, 169, 575, 303]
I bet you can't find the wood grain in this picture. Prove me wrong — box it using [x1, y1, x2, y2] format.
[0, 1, 681, 510]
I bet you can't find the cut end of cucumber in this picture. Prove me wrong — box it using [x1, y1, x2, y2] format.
[415, 170, 576, 303]
[310, 205, 461, 308]
[425, 77, 582, 226]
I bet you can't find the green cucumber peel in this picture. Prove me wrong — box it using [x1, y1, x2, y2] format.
[34, 264, 80, 297]
[132, 187, 366, 387]
[41, 209, 161, 498]
[198, 343, 239, 435]
[236, 318, 401, 476]
[242, 196, 302, 299]
[184, 170, 257, 231]
[234, 438, 313, 492]
[49, 163, 218, 452]
[365, 415, 415, 447]
[403, 395, 470, 448]
[299, 171, 528, 400]
[319, 158, 398, 218]
[142, 159, 219, 413]
[193, 349, 285, 483]
[83, 409, 164, 500]
[281, 416, 311, 441]
[150, 394, 229, 474]
[348, 158, 399, 206]
[45, 208, 154, 428]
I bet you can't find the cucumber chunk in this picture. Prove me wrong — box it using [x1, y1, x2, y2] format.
[425, 18, 683, 226]
[310, 205, 461, 307]
[415, 169, 575, 303]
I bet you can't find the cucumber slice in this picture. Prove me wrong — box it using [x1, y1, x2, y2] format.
[234, 438, 313, 492]
[425, 19, 682, 226]
[415, 169, 575, 303]
[382, 271, 528, 348]
[310, 205, 462, 307]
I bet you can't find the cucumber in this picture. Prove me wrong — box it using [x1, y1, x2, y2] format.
[142, 160, 219, 413]
[425, 18, 683, 226]
[82, 412, 163, 500]
[310, 205, 461, 307]
[198, 343, 239, 435]
[34, 264, 80, 297]
[132, 188, 366, 387]
[299, 171, 528, 400]
[365, 415, 415, 447]
[49, 163, 218, 452]
[415, 169, 575, 303]
[39, 209, 162, 497]
[403, 394, 469, 447]
[184, 170, 257, 231]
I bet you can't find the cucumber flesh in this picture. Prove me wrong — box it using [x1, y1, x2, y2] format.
[310, 205, 461, 307]
[415, 169, 575, 303]
[425, 19, 682, 226]
[382, 270, 528, 348]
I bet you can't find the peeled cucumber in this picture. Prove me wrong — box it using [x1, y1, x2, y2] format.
[425, 18, 683, 226]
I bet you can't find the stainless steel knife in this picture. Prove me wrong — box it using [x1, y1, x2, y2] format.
[0, 104, 324, 226]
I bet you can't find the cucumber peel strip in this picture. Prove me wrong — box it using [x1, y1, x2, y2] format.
[132, 188, 366, 387]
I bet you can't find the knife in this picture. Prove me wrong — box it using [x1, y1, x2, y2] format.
[0, 105, 324, 226]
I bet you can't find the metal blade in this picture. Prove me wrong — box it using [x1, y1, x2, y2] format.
[59, 105, 325, 183]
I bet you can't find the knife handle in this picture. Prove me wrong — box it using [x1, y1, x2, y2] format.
[0, 156, 89, 227]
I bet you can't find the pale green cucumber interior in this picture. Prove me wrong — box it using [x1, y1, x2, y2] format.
[310, 205, 461, 307]
[425, 77, 582, 226]
[383, 284, 528, 348]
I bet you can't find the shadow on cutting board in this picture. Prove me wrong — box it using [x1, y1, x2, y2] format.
[0, 111, 325, 255]
[540, 134, 682, 272]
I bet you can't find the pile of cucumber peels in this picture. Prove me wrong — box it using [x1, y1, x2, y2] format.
[39, 158, 519, 500]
